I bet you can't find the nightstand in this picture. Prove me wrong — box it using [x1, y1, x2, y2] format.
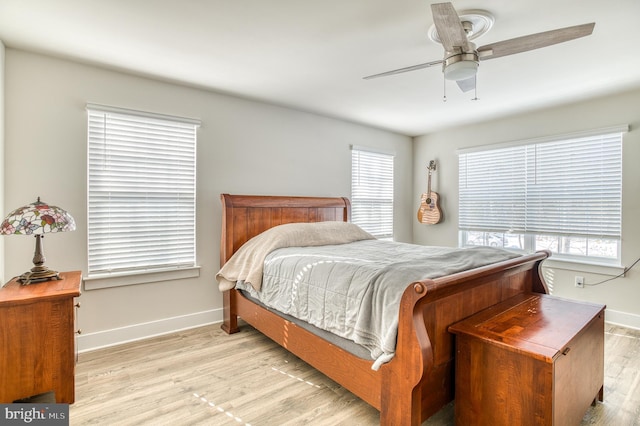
[0, 271, 82, 403]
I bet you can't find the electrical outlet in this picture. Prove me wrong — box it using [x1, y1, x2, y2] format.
[575, 276, 584, 288]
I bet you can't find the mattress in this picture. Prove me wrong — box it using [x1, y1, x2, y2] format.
[235, 238, 519, 369]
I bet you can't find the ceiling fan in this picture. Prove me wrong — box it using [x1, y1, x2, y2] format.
[364, 2, 595, 93]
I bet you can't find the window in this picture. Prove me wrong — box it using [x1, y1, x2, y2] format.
[351, 146, 394, 239]
[458, 126, 626, 265]
[87, 104, 199, 277]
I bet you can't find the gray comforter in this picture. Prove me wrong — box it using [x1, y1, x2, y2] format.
[235, 239, 519, 369]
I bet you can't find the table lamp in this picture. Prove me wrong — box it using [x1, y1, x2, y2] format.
[1, 197, 76, 284]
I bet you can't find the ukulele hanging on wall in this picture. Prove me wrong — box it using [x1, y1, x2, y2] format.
[417, 160, 443, 224]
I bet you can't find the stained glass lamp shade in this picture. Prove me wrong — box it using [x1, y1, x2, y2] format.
[1, 197, 76, 284]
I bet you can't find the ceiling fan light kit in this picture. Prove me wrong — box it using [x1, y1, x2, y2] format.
[443, 49, 478, 80]
[363, 2, 595, 98]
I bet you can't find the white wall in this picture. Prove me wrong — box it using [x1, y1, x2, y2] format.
[4, 49, 412, 350]
[413, 88, 640, 329]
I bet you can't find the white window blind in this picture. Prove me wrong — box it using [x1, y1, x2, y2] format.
[351, 147, 394, 239]
[87, 104, 199, 276]
[459, 129, 624, 241]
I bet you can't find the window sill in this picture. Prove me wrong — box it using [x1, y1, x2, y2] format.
[542, 258, 624, 277]
[84, 266, 201, 290]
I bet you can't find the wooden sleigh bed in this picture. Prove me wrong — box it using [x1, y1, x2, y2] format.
[219, 193, 550, 425]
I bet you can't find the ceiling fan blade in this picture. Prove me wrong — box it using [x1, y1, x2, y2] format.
[478, 22, 595, 61]
[431, 2, 470, 52]
[456, 76, 476, 93]
[363, 59, 443, 80]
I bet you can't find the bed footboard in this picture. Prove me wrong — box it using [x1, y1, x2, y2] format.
[379, 250, 550, 425]
[380, 281, 434, 425]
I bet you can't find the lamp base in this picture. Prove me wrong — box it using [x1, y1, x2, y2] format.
[18, 266, 62, 285]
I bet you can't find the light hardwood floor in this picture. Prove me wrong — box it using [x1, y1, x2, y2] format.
[71, 322, 640, 425]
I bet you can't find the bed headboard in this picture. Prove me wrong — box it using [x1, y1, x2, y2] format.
[219, 194, 351, 266]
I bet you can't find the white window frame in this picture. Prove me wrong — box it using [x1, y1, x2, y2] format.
[85, 104, 200, 288]
[351, 146, 394, 240]
[458, 126, 627, 267]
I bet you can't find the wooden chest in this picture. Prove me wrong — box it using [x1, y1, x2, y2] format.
[449, 293, 605, 425]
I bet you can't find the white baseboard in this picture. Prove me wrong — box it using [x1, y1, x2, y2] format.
[77, 308, 223, 353]
[605, 309, 640, 331]
[77, 306, 639, 354]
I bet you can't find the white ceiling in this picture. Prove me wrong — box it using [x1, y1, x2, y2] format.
[1, 0, 639, 136]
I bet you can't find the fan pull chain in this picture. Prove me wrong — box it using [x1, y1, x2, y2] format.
[443, 76, 447, 102]
[472, 74, 478, 101]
